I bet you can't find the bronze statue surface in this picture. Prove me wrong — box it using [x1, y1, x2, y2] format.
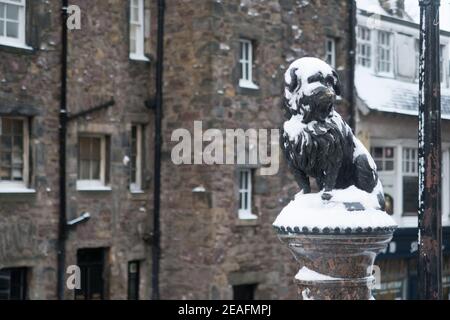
[281, 57, 384, 210]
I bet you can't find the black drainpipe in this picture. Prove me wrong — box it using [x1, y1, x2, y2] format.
[57, 0, 68, 300]
[348, 0, 356, 131]
[152, 0, 165, 300]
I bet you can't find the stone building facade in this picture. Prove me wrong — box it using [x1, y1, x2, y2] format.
[159, 0, 354, 299]
[0, 0, 157, 299]
[0, 0, 354, 300]
[355, 0, 450, 299]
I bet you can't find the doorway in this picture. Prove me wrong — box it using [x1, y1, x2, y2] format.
[75, 248, 106, 300]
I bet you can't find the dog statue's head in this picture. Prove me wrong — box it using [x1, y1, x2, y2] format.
[284, 57, 341, 123]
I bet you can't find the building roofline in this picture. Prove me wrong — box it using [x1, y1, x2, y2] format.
[356, 90, 450, 121]
[358, 10, 450, 37]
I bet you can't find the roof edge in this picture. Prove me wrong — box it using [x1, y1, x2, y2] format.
[358, 9, 450, 37]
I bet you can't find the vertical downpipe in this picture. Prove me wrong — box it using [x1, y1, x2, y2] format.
[57, 0, 68, 300]
[152, 0, 165, 300]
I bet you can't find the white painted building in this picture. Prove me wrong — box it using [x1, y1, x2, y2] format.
[355, 0, 450, 299]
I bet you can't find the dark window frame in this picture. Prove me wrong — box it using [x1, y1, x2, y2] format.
[127, 260, 140, 300]
[0, 267, 28, 300]
[233, 283, 257, 300]
[75, 248, 106, 300]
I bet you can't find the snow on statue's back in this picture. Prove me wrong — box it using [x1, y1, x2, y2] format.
[273, 57, 397, 301]
[275, 57, 396, 233]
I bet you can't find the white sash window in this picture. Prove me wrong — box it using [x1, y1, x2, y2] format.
[0, 117, 30, 192]
[239, 39, 259, 90]
[238, 168, 257, 220]
[0, 0, 27, 48]
[129, 0, 149, 61]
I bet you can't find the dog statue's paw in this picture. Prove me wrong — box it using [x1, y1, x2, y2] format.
[321, 192, 332, 201]
[300, 187, 311, 195]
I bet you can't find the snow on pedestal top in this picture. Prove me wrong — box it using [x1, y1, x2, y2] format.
[273, 186, 397, 232]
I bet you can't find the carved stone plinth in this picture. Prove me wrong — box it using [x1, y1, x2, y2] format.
[275, 230, 396, 300]
[273, 189, 397, 300]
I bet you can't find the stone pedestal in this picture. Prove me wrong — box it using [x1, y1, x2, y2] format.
[275, 230, 395, 300]
[273, 189, 397, 300]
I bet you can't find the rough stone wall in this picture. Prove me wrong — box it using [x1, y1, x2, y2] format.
[0, 0, 62, 300]
[0, 0, 155, 300]
[1, 0, 354, 300]
[158, 0, 217, 299]
[160, 0, 353, 299]
[63, 0, 156, 300]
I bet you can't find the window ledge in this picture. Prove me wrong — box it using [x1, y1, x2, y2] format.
[239, 80, 260, 90]
[76, 182, 112, 192]
[77, 186, 112, 192]
[238, 212, 258, 220]
[129, 53, 150, 62]
[0, 187, 36, 194]
[236, 215, 259, 227]
[0, 40, 33, 51]
[130, 189, 145, 194]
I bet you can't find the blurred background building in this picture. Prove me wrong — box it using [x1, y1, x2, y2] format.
[355, 0, 450, 300]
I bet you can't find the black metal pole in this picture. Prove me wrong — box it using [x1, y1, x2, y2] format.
[152, 0, 165, 300]
[57, 0, 68, 300]
[418, 0, 442, 300]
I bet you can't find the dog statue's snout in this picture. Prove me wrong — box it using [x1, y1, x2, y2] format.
[311, 86, 335, 121]
[325, 87, 335, 97]
[316, 86, 335, 106]
[311, 85, 335, 98]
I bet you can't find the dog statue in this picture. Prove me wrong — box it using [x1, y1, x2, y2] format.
[281, 57, 385, 210]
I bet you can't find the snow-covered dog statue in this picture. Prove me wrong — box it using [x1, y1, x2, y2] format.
[281, 57, 385, 210]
